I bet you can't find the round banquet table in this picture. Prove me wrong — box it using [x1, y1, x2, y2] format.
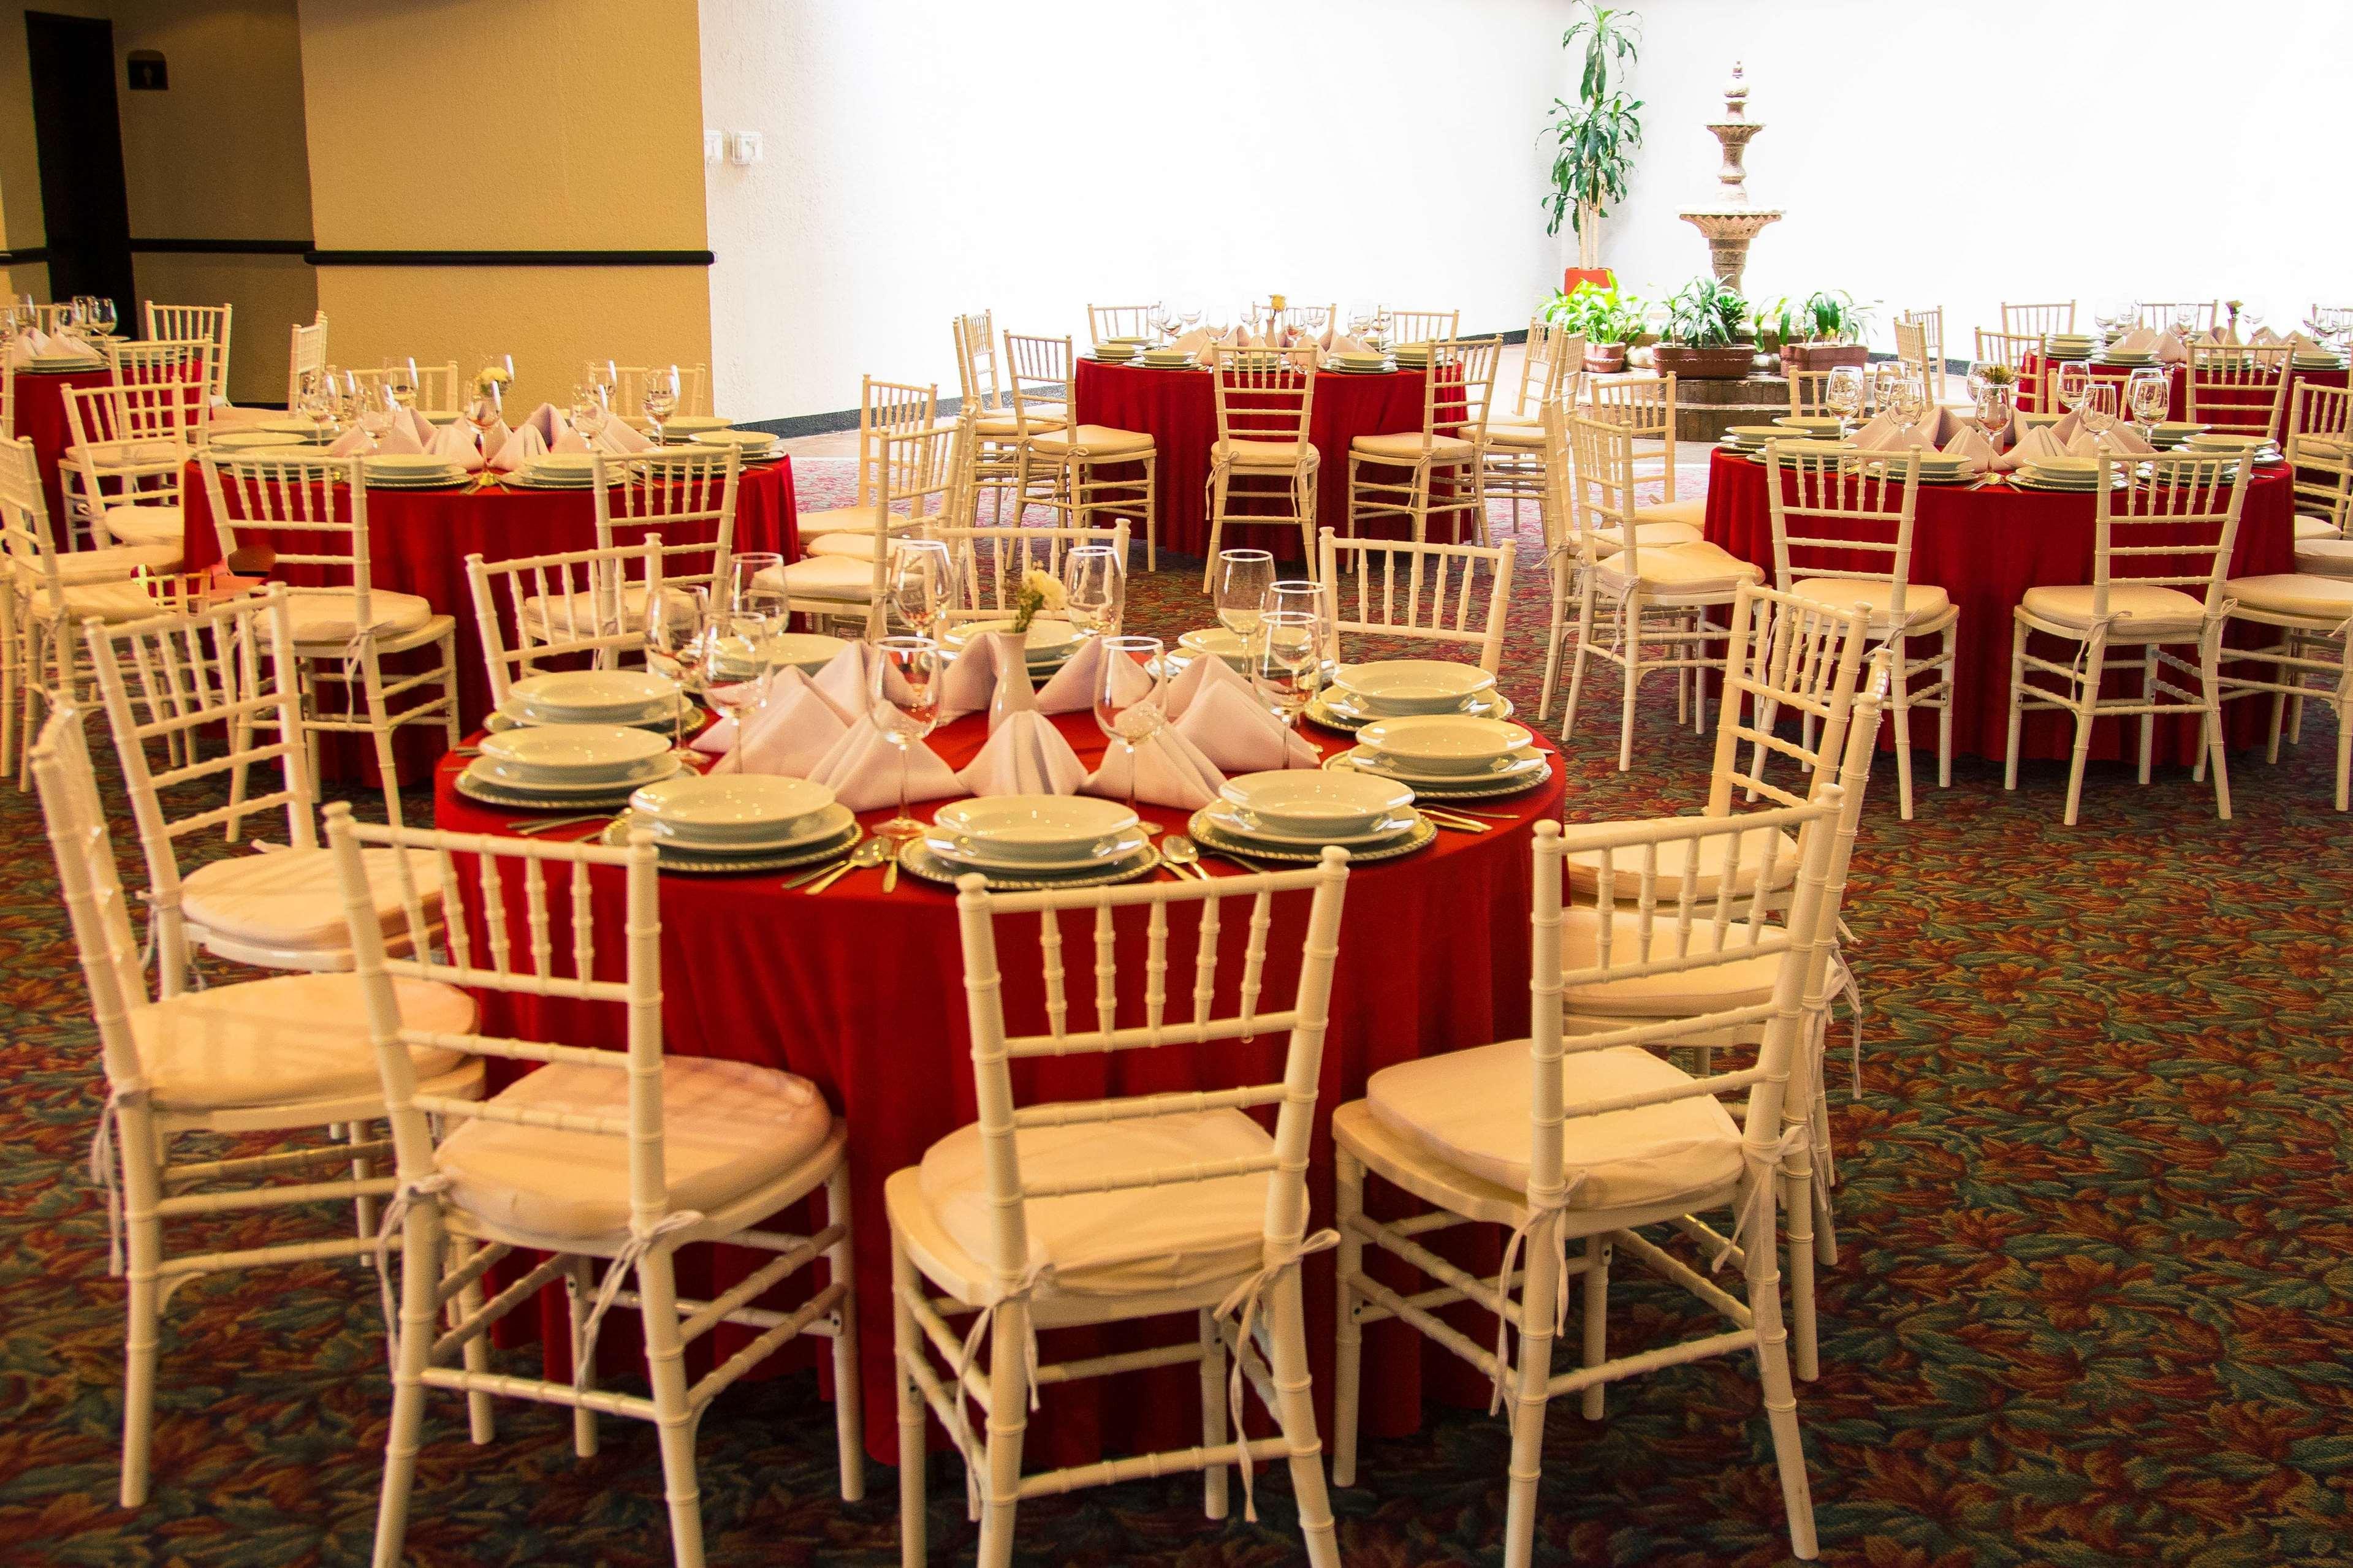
[2015, 353, 2347, 434]
[180, 460, 799, 782]
[1072, 358, 1472, 567]
[431, 703, 1566, 1466]
[1701, 447, 2295, 765]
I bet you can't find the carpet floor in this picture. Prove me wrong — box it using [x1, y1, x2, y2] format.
[1, 458, 2348, 1566]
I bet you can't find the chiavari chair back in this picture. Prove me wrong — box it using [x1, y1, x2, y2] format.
[1086, 303, 1161, 345]
[2001, 300, 2076, 337]
[2184, 339, 2293, 439]
[142, 302, 233, 401]
[1316, 526, 1512, 672]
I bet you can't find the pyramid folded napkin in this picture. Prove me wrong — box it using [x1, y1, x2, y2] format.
[1993, 426, 2066, 473]
[522, 403, 572, 446]
[1174, 676, 1320, 771]
[956, 709, 1088, 796]
[707, 676, 853, 778]
[808, 640, 888, 722]
[938, 629, 1040, 727]
[1034, 635, 1156, 715]
[1940, 425, 1996, 466]
[807, 717, 962, 812]
[592, 415, 652, 453]
[427, 419, 485, 470]
[488, 422, 549, 472]
[1082, 725, 1228, 811]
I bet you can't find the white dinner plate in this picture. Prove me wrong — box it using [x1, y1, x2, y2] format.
[1355, 714, 1533, 774]
[1176, 626, 1252, 667]
[629, 773, 837, 843]
[1330, 659, 1497, 715]
[1336, 744, 1551, 790]
[926, 827, 1152, 873]
[648, 801, 854, 853]
[941, 618, 1080, 659]
[931, 795, 1139, 861]
[1201, 806, 1422, 849]
[477, 722, 674, 783]
[1218, 768, 1415, 836]
[474, 755, 682, 795]
[507, 669, 682, 724]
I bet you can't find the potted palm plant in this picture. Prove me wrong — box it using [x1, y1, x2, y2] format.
[1542, 279, 1643, 373]
[1543, 3, 1643, 288]
[1651, 276, 1756, 379]
[1775, 290, 1874, 373]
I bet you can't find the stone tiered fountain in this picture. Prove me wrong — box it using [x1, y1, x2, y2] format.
[1678, 62, 1780, 293]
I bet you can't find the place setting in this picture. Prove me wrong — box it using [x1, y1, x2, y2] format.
[895, 794, 1162, 890]
[1306, 657, 1513, 732]
[604, 773, 863, 874]
[1328, 712, 1554, 798]
[484, 668, 701, 737]
[453, 719, 685, 813]
[1188, 768, 1439, 864]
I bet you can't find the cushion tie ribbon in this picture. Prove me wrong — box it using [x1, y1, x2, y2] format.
[948, 1260, 1056, 1518]
[88, 1076, 150, 1278]
[1712, 1124, 1812, 1275]
[576, 1210, 707, 1389]
[1486, 1175, 1586, 1415]
[1213, 1229, 1339, 1521]
[372, 1172, 453, 1367]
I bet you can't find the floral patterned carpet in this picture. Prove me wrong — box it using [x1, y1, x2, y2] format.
[1, 458, 2349, 1566]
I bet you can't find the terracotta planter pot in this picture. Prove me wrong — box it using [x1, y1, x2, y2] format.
[1584, 343, 1628, 373]
[1781, 342, 1871, 373]
[1651, 344, 1758, 380]
[1561, 266, 1616, 294]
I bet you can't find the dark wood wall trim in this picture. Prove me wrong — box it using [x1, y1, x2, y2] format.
[306, 249, 715, 268]
[0, 247, 51, 265]
[130, 238, 311, 255]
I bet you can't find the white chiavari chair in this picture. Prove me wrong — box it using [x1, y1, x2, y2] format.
[197, 451, 459, 821]
[286, 310, 327, 407]
[953, 309, 1052, 526]
[888, 849, 1353, 1568]
[468, 542, 666, 713]
[2214, 567, 2353, 811]
[614, 362, 713, 423]
[2184, 339, 2294, 441]
[2287, 382, 2353, 559]
[761, 420, 958, 634]
[1006, 331, 1159, 567]
[32, 301, 76, 332]
[1897, 306, 1948, 403]
[1386, 308, 1459, 345]
[2004, 450, 2250, 824]
[1587, 371, 1703, 526]
[2001, 300, 2076, 337]
[1891, 317, 1947, 406]
[56, 385, 191, 558]
[1347, 335, 1500, 546]
[588, 444, 742, 604]
[2137, 300, 2218, 333]
[143, 302, 234, 402]
[1330, 804, 1841, 1565]
[1086, 302, 1161, 345]
[931, 521, 1128, 643]
[1481, 321, 1583, 542]
[1763, 442, 1953, 818]
[1316, 526, 1512, 673]
[1202, 342, 1320, 583]
[795, 376, 946, 552]
[1, 354, 14, 439]
[1785, 369, 1837, 420]
[32, 704, 485, 1509]
[1974, 325, 2046, 399]
[1543, 407, 1765, 768]
[327, 803, 861, 1568]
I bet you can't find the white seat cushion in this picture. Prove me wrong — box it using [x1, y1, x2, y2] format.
[1595, 540, 1763, 596]
[1212, 437, 1317, 466]
[2227, 572, 2353, 621]
[285, 589, 436, 645]
[978, 405, 1066, 436]
[1350, 431, 1474, 462]
[182, 847, 443, 952]
[29, 578, 164, 623]
[804, 532, 895, 562]
[102, 503, 186, 548]
[515, 582, 691, 642]
[1481, 421, 1545, 449]
[914, 1110, 1274, 1298]
[1366, 1040, 1743, 1211]
[2019, 582, 2207, 637]
[1027, 423, 1155, 457]
[796, 504, 929, 541]
[67, 440, 186, 472]
[760, 556, 875, 602]
[1790, 577, 1954, 630]
[1586, 521, 1703, 556]
[2295, 537, 2353, 578]
[1635, 497, 1709, 527]
[438, 1058, 834, 1243]
[129, 972, 473, 1113]
[2293, 515, 2342, 542]
[1558, 907, 1784, 1017]
[1565, 813, 1798, 902]
[18, 541, 183, 587]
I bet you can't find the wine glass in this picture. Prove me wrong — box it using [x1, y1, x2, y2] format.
[356, 379, 397, 450]
[704, 608, 776, 706]
[870, 636, 942, 844]
[1251, 609, 1323, 733]
[2126, 366, 2170, 441]
[1214, 549, 1274, 651]
[1974, 383, 2013, 454]
[1061, 543, 1124, 638]
[383, 357, 419, 415]
[2173, 303, 2199, 341]
[888, 538, 954, 638]
[642, 364, 680, 445]
[1825, 366, 1865, 430]
[583, 359, 618, 404]
[1093, 634, 1166, 816]
[465, 376, 504, 453]
[570, 382, 607, 444]
[2056, 362, 2093, 419]
[91, 298, 118, 337]
[728, 552, 787, 620]
[645, 583, 713, 691]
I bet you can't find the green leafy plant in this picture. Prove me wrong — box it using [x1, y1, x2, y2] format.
[1541, 4, 1644, 268]
[1755, 290, 1876, 346]
[1541, 279, 1644, 345]
[1662, 276, 1748, 349]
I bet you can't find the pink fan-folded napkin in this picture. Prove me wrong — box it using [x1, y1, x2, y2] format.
[1164, 646, 1252, 719]
[2154, 331, 2189, 365]
[2111, 327, 2160, 356]
[591, 415, 652, 454]
[1034, 636, 1155, 716]
[956, 710, 1087, 796]
[4, 328, 64, 365]
[400, 408, 438, 446]
[807, 718, 962, 812]
[938, 630, 1040, 727]
[1174, 678, 1320, 772]
[488, 422, 548, 473]
[1993, 426, 2065, 473]
[549, 426, 593, 455]
[1323, 335, 1373, 360]
[708, 678, 852, 777]
[809, 642, 885, 724]
[1082, 726, 1227, 811]
[522, 403, 572, 447]
[1170, 327, 1215, 357]
[427, 419, 484, 471]
[1940, 425, 1996, 467]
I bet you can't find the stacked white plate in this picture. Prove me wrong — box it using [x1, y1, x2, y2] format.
[1772, 416, 1847, 439]
[363, 453, 468, 489]
[1348, 714, 1544, 786]
[1323, 659, 1502, 722]
[26, 353, 104, 371]
[1205, 770, 1417, 849]
[689, 427, 781, 460]
[2100, 349, 2157, 366]
[2184, 432, 2279, 464]
[629, 775, 851, 854]
[500, 453, 600, 489]
[2015, 456, 2105, 491]
[1719, 423, 1797, 453]
[1328, 351, 1389, 374]
[468, 724, 680, 798]
[2148, 421, 2208, 448]
[500, 669, 685, 729]
[2292, 350, 2347, 371]
[1176, 626, 1252, 670]
[940, 617, 1081, 673]
[1389, 344, 1432, 368]
[2045, 333, 2097, 358]
[210, 427, 317, 452]
[1092, 342, 1141, 363]
[926, 796, 1148, 875]
[1139, 348, 1195, 369]
[655, 415, 731, 444]
[1910, 451, 1977, 485]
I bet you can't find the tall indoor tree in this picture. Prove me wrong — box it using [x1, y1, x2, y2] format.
[1542, 2, 1644, 273]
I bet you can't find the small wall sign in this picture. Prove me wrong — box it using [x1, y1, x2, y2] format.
[127, 50, 167, 91]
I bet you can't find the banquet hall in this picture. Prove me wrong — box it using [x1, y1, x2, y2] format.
[3, 1, 2349, 1564]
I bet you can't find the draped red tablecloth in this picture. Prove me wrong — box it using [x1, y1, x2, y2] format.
[2014, 354, 2347, 434]
[10, 365, 118, 531]
[1701, 447, 2295, 765]
[431, 703, 1566, 1466]
[180, 461, 798, 781]
[1071, 360, 1469, 566]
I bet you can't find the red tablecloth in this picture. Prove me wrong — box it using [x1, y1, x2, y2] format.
[181, 461, 798, 781]
[431, 704, 1566, 1466]
[1701, 447, 2295, 764]
[9, 365, 116, 532]
[1072, 360, 1468, 565]
[2015, 354, 2347, 435]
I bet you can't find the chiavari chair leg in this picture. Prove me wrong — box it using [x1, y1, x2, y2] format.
[825, 1163, 865, 1502]
[2198, 629, 2232, 820]
[1538, 570, 1570, 724]
[441, 1233, 496, 1444]
[371, 1200, 441, 1568]
[1265, 1268, 1342, 1568]
[1329, 1147, 1366, 1488]
[1296, 469, 1317, 578]
[1619, 595, 1647, 772]
[359, 643, 405, 831]
[1197, 1307, 1230, 1518]
[1937, 626, 1956, 789]
[638, 1247, 708, 1568]
[118, 1105, 165, 1507]
[975, 1300, 1032, 1568]
[1744, 1181, 1818, 1559]
[344, 1119, 379, 1259]
[889, 1236, 929, 1568]
[2004, 618, 2030, 793]
[1203, 466, 1230, 591]
[1891, 631, 1917, 820]
[1784, 1129, 1821, 1383]
[1578, 1233, 1609, 1421]
[1500, 1213, 1566, 1568]
[563, 1256, 600, 1457]
[2334, 689, 2352, 811]
[2137, 645, 2160, 786]
[2061, 632, 2107, 827]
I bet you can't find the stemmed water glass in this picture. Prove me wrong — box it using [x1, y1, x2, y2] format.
[642, 365, 680, 445]
[729, 553, 788, 621]
[888, 538, 954, 639]
[357, 379, 398, 450]
[571, 382, 608, 444]
[1214, 548, 1274, 652]
[1093, 635, 1166, 816]
[583, 359, 618, 407]
[2172, 303, 2200, 341]
[465, 376, 503, 459]
[89, 298, 118, 337]
[383, 357, 419, 416]
[2055, 362, 2093, 420]
[1251, 609, 1323, 734]
[2126, 366, 2170, 442]
[1974, 382, 2013, 458]
[870, 636, 942, 844]
[1825, 366, 1865, 431]
[1061, 543, 1124, 638]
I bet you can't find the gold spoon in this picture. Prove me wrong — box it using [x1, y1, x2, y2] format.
[803, 837, 889, 895]
[1160, 834, 1206, 880]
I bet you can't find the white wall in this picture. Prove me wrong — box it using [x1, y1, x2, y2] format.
[699, 0, 1573, 420]
[1598, 0, 2353, 354]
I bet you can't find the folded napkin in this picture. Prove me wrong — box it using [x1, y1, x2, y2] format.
[592, 415, 652, 454]
[2156, 331, 2188, 365]
[4, 328, 64, 365]
[427, 419, 485, 471]
[956, 710, 1088, 797]
[2253, 327, 2284, 346]
[938, 629, 1040, 728]
[1174, 676, 1320, 772]
[2111, 327, 2159, 355]
[1993, 426, 2066, 473]
[1940, 425, 1996, 466]
[706, 672, 853, 776]
[1323, 335, 1373, 360]
[1081, 726, 1228, 811]
[549, 426, 592, 455]
[1168, 327, 1214, 357]
[1034, 635, 1155, 716]
[1853, 411, 1943, 451]
[327, 423, 425, 456]
[489, 422, 549, 472]
[2049, 409, 2083, 445]
[2091, 422, 2154, 456]
[807, 716, 962, 812]
[522, 403, 572, 447]
[400, 407, 438, 446]
[697, 665, 824, 754]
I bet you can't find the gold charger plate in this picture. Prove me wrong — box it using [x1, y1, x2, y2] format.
[895, 839, 1162, 890]
[454, 767, 647, 812]
[599, 812, 863, 874]
[1323, 748, 1554, 800]
[1187, 808, 1437, 864]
